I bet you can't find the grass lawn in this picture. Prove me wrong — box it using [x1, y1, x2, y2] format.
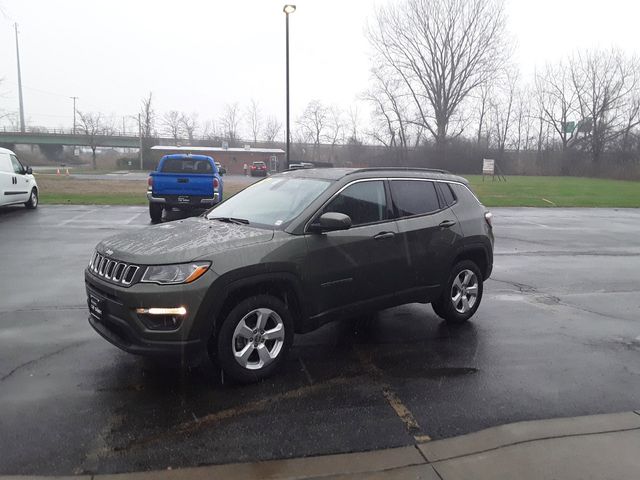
[35, 173, 639, 208]
[465, 175, 640, 208]
[36, 175, 244, 206]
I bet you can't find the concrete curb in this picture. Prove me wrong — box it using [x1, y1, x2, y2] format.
[418, 411, 640, 462]
[3, 411, 640, 480]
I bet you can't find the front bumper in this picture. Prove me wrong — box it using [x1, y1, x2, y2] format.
[85, 268, 216, 361]
[147, 191, 219, 206]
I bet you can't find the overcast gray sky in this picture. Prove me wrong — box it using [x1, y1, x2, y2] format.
[1, 0, 639, 135]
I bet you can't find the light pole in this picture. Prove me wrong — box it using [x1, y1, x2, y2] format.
[14, 23, 26, 133]
[283, 4, 296, 170]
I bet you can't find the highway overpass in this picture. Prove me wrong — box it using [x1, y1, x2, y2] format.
[0, 130, 142, 149]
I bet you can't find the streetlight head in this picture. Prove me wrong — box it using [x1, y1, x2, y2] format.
[283, 4, 296, 14]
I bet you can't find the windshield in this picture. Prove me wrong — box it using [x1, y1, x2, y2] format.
[207, 176, 331, 227]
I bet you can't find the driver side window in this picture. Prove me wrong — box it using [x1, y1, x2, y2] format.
[10, 155, 24, 174]
[322, 180, 387, 227]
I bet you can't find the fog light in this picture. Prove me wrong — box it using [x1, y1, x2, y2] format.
[136, 307, 187, 316]
[135, 306, 187, 330]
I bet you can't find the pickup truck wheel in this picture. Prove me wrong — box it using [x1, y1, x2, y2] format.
[432, 260, 483, 324]
[149, 203, 163, 223]
[216, 295, 294, 383]
[24, 188, 38, 209]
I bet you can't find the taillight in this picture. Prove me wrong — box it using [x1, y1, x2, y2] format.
[147, 177, 153, 188]
[484, 211, 493, 227]
[213, 177, 219, 190]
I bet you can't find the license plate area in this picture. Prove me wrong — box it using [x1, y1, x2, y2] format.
[88, 294, 105, 321]
[177, 195, 191, 204]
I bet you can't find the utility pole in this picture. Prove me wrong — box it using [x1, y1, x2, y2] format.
[283, 5, 296, 170]
[14, 23, 26, 133]
[70, 96, 78, 134]
[138, 113, 143, 170]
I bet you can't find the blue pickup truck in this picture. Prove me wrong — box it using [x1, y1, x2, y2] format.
[147, 154, 223, 222]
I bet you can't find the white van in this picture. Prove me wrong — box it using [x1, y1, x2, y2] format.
[0, 147, 39, 209]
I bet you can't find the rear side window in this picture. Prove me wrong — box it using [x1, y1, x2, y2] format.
[390, 180, 440, 217]
[322, 180, 387, 226]
[161, 159, 212, 173]
[440, 182, 457, 206]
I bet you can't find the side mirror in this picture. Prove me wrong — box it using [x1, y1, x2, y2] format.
[310, 212, 352, 233]
[25, 166, 33, 175]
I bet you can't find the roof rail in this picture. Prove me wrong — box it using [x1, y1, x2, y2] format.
[345, 167, 451, 175]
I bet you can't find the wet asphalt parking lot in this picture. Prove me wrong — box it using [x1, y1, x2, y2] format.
[0, 204, 639, 475]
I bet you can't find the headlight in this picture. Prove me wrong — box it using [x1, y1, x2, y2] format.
[141, 262, 210, 285]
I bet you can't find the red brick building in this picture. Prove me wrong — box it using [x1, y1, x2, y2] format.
[151, 145, 285, 175]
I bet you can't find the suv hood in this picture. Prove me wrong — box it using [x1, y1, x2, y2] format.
[96, 217, 274, 265]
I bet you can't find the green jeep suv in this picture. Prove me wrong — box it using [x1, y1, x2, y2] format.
[85, 168, 494, 383]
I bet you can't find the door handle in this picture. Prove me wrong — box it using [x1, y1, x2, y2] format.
[374, 231, 395, 240]
[439, 220, 456, 228]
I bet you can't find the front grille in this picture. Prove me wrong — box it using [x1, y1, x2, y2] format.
[89, 251, 140, 285]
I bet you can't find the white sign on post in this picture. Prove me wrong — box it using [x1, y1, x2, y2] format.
[482, 158, 495, 175]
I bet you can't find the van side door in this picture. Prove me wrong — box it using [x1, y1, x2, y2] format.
[9, 154, 31, 203]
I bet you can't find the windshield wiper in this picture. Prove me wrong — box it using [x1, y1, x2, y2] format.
[209, 216, 250, 225]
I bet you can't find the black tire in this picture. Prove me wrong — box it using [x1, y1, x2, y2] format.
[216, 294, 294, 384]
[149, 202, 163, 223]
[24, 188, 38, 209]
[432, 260, 483, 324]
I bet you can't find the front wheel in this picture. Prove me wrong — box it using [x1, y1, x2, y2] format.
[24, 188, 38, 209]
[215, 295, 294, 383]
[432, 260, 483, 324]
[149, 202, 163, 223]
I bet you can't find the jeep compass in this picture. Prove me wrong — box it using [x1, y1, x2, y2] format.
[85, 168, 494, 383]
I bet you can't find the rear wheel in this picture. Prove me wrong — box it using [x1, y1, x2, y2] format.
[149, 202, 163, 222]
[216, 294, 293, 383]
[24, 188, 38, 209]
[432, 260, 483, 324]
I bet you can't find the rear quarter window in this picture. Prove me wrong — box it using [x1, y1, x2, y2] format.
[440, 182, 457, 206]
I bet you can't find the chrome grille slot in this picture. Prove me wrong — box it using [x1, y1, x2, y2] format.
[122, 265, 139, 285]
[113, 263, 125, 281]
[88, 251, 140, 286]
[99, 257, 108, 276]
[105, 260, 116, 278]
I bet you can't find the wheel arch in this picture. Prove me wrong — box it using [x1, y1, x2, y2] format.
[200, 272, 309, 344]
[452, 243, 492, 280]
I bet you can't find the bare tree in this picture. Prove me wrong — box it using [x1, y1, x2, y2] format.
[535, 61, 580, 151]
[180, 112, 199, 141]
[347, 106, 361, 143]
[490, 69, 518, 156]
[263, 116, 282, 143]
[365, 67, 410, 161]
[246, 99, 262, 143]
[368, 0, 509, 146]
[76, 111, 110, 169]
[476, 84, 492, 145]
[326, 106, 345, 145]
[220, 103, 241, 141]
[139, 92, 156, 138]
[570, 49, 640, 163]
[162, 110, 183, 142]
[297, 100, 328, 146]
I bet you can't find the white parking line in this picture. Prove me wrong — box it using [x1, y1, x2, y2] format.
[59, 209, 97, 225]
